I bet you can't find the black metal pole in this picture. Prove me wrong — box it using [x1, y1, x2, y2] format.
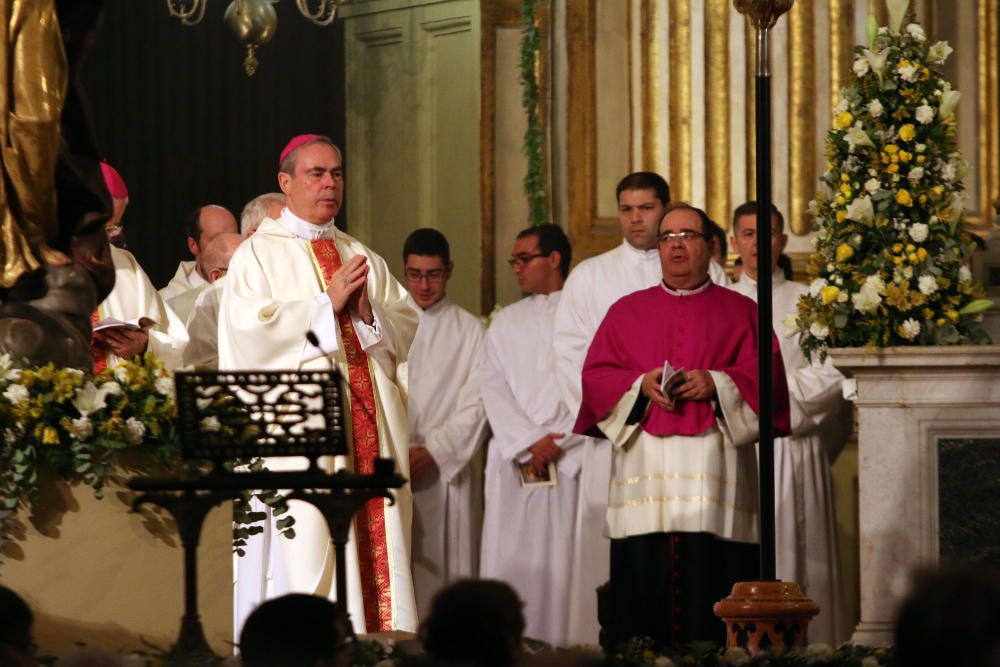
[754, 26, 777, 582]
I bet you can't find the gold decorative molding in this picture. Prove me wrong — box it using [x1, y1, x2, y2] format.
[706, 0, 731, 228]
[641, 0, 662, 174]
[566, 0, 619, 262]
[480, 0, 550, 312]
[975, 0, 999, 227]
[668, 0, 692, 203]
[788, 0, 814, 236]
[829, 0, 853, 104]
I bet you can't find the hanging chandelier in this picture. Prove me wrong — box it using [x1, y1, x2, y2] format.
[165, 0, 346, 76]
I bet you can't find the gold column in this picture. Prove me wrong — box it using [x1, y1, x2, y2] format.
[641, 0, 661, 173]
[668, 0, 692, 202]
[705, 0, 731, 227]
[788, 0, 815, 235]
[829, 0, 854, 103]
[977, 0, 999, 224]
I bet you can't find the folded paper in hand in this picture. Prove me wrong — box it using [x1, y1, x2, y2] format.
[660, 361, 686, 410]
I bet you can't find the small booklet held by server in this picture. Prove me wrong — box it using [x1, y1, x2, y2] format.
[93, 317, 156, 333]
[517, 461, 557, 488]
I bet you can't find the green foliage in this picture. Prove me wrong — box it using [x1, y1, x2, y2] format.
[794, 8, 992, 359]
[520, 0, 548, 226]
[0, 353, 293, 555]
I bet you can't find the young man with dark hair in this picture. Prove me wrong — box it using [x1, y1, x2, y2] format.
[401, 227, 488, 617]
[480, 223, 584, 646]
[728, 201, 850, 645]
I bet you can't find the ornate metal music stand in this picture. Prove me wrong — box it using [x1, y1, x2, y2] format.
[128, 370, 405, 664]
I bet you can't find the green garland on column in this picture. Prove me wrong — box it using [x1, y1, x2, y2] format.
[520, 0, 548, 226]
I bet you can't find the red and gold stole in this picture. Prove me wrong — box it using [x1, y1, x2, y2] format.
[309, 239, 393, 632]
[89, 308, 108, 374]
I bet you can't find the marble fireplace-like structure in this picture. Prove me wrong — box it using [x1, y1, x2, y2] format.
[828, 345, 1000, 647]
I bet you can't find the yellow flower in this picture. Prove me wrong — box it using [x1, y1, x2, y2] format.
[840, 183, 853, 197]
[918, 194, 927, 204]
[893, 255, 905, 265]
[898, 124, 917, 142]
[937, 318, 947, 326]
[892, 243, 904, 253]
[836, 243, 855, 262]
[834, 111, 854, 129]
[840, 173, 850, 182]
[908, 253, 918, 263]
[932, 184, 944, 197]
[899, 150, 912, 162]
[836, 210, 848, 222]
[42, 426, 60, 446]
[890, 154, 900, 164]
[896, 189, 913, 206]
[923, 308, 934, 319]
[820, 285, 841, 304]
[917, 247, 928, 261]
[947, 309, 960, 321]
[887, 163, 900, 174]
[835, 195, 846, 206]
[905, 244, 915, 253]
[916, 155, 926, 164]
[885, 144, 899, 154]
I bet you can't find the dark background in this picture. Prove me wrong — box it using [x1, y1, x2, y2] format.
[83, 0, 347, 288]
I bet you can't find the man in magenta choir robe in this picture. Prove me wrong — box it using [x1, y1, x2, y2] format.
[574, 202, 791, 649]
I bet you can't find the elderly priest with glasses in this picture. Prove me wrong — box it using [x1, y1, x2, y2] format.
[573, 202, 791, 649]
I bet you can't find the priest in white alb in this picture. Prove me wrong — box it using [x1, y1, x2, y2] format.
[400, 227, 488, 616]
[480, 224, 584, 647]
[181, 232, 242, 369]
[553, 172, 670, 644]
[159, 204, 238, 305]
[728, 201, 850, 645]
[219, 134, 419, 635]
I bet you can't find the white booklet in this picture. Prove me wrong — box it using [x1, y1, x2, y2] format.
[93, 316, 156, 333]
[659, 361, 687, 410]
[517, 461, 557, 488]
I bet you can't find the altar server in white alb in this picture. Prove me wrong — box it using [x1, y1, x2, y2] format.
[400, 227, 489, 616]
[729, 201, 851, 645]
[479, 224, 584, 647]
[552, 171, 671, 643]
[90, 164, 188, 373]
[219, 134, 419, 634]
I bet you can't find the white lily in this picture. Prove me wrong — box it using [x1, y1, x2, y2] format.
[887, 0, 910, 34]
[845, 124, 874, 152]
[845, 195, 875, 224]
[938, 82, 960, 120]
[73, 382, 110, 417]
[863, 48, 889, 76]
[928, 40, 953, 64]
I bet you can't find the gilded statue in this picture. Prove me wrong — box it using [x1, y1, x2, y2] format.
[0, 0, 115, 368]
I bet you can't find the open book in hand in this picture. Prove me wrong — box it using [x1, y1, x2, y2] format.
[659, 361, 687, 410]
[93, 317, 156, 333]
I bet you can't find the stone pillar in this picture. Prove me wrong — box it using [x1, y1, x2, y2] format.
[828, 345, 1000, 646]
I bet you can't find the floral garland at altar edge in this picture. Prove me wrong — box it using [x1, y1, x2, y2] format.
[794, 5, 992, 358]
[0, 354, 180, 544]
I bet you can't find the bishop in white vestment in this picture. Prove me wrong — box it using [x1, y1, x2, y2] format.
[400, 229, 489, 616]
[219, 135, 419, 635]
[480, 225, 583, 647]
[729, 202, 850, 645]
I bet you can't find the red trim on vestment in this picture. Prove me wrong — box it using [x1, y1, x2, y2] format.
[310, 239, 393, 632]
